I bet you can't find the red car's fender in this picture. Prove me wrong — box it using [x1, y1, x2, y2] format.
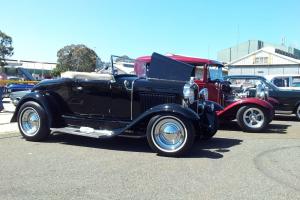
[217, 98, 274, 120]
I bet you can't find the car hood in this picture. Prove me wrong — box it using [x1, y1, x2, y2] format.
[147, 52, 194, 82]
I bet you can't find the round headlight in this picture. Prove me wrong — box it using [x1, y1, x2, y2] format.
[199, 88, 208, 101]
[183, 83, 195, 104]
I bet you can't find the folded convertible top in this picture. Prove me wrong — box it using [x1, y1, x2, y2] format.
[148, 52, 194, 82]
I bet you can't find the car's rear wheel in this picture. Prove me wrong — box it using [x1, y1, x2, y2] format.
[295, 104, 300, 120]
[17, 101, 50, 141]
[236, 105, 269, 132]
[146, 114, 195, 156]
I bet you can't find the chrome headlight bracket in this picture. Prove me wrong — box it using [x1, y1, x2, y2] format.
[199, 88, 208, 101]
[183, 77, 196, 104]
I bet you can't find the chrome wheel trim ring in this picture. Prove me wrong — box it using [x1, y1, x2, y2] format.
[151, 116, 187, 153]
[243, 107, 265, 129]
[19, 107, 41, 137]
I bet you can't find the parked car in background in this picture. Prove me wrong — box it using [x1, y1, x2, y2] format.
[2, 68, 37, 98]
[11, 53, 222, 156]
[135, 54, 274, 132]
[225, 75, 300, 120]
[265, 74, 300, 89]
[6, 82, 34, 93]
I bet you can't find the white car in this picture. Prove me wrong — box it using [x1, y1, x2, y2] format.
[114, 62, 135, 74]
[264, 74, 300, 90]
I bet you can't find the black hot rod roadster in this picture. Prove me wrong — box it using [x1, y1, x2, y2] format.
[11, 53, 222, 156]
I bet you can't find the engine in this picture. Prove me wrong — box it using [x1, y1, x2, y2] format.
[222, 81, 269, 106]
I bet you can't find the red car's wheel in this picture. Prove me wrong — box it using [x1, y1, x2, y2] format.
[236, 105, 269, 132]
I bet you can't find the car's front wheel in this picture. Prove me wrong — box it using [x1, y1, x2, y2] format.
[236, 105, 269, 132]
[17, 101, 50, 141]
[146, 114, 195, 156]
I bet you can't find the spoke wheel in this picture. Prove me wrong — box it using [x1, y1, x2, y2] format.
[242, 108, 264, 129]
[236, 105, 270, 132]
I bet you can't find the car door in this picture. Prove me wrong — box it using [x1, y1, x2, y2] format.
[110, 75, 134, 120]
[68, 79, 111, 117]
[268, 88, 297, 112]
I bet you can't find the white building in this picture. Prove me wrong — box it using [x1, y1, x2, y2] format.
[3, 58, 56, 79]
[227, 47, 300, 76]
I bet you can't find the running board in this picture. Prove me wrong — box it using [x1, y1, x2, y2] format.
[50, 126, 120, 138]
[275, 110, 293, 114]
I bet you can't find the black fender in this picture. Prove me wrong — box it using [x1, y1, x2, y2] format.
[197, 101, 221, 134]
[124, 103, 200, 131]
[10, 91, 65, 127]
[203, 100, 224, 112]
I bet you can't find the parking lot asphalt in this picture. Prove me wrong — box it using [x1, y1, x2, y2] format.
[0, 99, 299, 200]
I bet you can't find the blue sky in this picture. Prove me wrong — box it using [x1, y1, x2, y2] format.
[1, 0, 299, 62]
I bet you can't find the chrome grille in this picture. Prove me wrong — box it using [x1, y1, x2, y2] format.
[140, 93, 177, 110]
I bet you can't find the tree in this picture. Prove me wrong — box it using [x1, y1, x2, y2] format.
[0, 30, 14, 69]
[115, 55, 134, 63]
[55, 44, 99, 74]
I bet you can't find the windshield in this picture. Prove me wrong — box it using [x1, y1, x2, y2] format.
[292, 77, 300, 87]
[208, 65, 223, 81]
[264, 78, 279, 90]
[111, 55, 135, 75]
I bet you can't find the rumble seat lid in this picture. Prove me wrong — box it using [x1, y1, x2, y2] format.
[148, 53, 194, 82]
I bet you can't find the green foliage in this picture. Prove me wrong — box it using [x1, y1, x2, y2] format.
[56, 44, 99, 74]
[115, 55, 134, 63]
[50, 66, 64, 77]
[0, 30, 14, 68]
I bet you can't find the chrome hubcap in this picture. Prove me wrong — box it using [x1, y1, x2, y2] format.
[151, 116, 187, 152]
[243, 108, 264, 128]
[19, 107, 40, 136]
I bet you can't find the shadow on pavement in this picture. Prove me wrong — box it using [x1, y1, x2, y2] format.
[220, 121, 290, 134]
[45, 133, 242, 159]
[186, 137, 242, 159]
[261, 123, 290, 134]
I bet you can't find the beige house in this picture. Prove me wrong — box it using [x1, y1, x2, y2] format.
[227, 47, 300, 76]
